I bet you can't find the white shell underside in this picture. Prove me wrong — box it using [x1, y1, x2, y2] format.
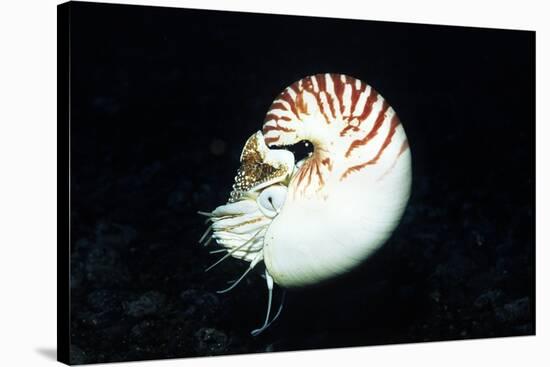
[264, 146, 411, 287]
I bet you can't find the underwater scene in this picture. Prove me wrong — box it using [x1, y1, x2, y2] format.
[67, 2, 534, 364]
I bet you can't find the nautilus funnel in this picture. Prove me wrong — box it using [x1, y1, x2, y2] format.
[200, 73, 411, 334]
[260, 73, 412, 287]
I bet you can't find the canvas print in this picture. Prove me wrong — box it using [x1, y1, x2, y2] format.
[57, 1, 535, 365]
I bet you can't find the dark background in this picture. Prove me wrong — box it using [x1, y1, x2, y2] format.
[67, 1, 535, 364]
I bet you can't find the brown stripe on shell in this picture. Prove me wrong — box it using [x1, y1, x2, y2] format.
[339, 124, 360, 137]
[330, 74, 346, 116]
[269, 102, 287, 111]
[264, 136, 280, 145]
[377, 139, 410, 182]
[295, 90, 308, 115]
[264, 113, 291, 122]
[291, 155, 326, 195]
[279, 90, 300, 119]
[289, 82, 301, 96]
[397, 139, 409, 157]
[321, 157, 333, 171]
[262, 124, 296, 133]
[357, 90, 379, 124]
[345, 100, 390, 158]
[310, 74, 338, 120]
[349, 82, 367, 119]
[340, 113, 401, 180]
[315, 161, 324, 186]
[305, 76, 332, 124]
[368, 114, 401, 164]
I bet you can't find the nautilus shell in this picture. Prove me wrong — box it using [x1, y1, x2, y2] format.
[199, 73, 411, 335]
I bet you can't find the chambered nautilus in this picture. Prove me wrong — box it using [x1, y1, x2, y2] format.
[199, 73, 411, 335]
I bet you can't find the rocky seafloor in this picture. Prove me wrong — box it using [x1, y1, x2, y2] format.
[67, 3, 534, 364]
[69, 133, 534, 364]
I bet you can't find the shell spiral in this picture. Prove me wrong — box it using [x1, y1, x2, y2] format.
[260, 73, 411, 287]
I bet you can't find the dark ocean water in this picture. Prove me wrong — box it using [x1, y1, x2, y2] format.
[67, 2, 534, 364]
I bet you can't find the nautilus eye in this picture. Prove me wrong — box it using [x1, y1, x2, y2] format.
[199, 73, 412, 335]
[257, 185, 287, 218]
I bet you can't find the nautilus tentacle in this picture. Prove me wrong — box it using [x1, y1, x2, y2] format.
[199, 73, 411, 334]
[198, 131, 294, 334]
